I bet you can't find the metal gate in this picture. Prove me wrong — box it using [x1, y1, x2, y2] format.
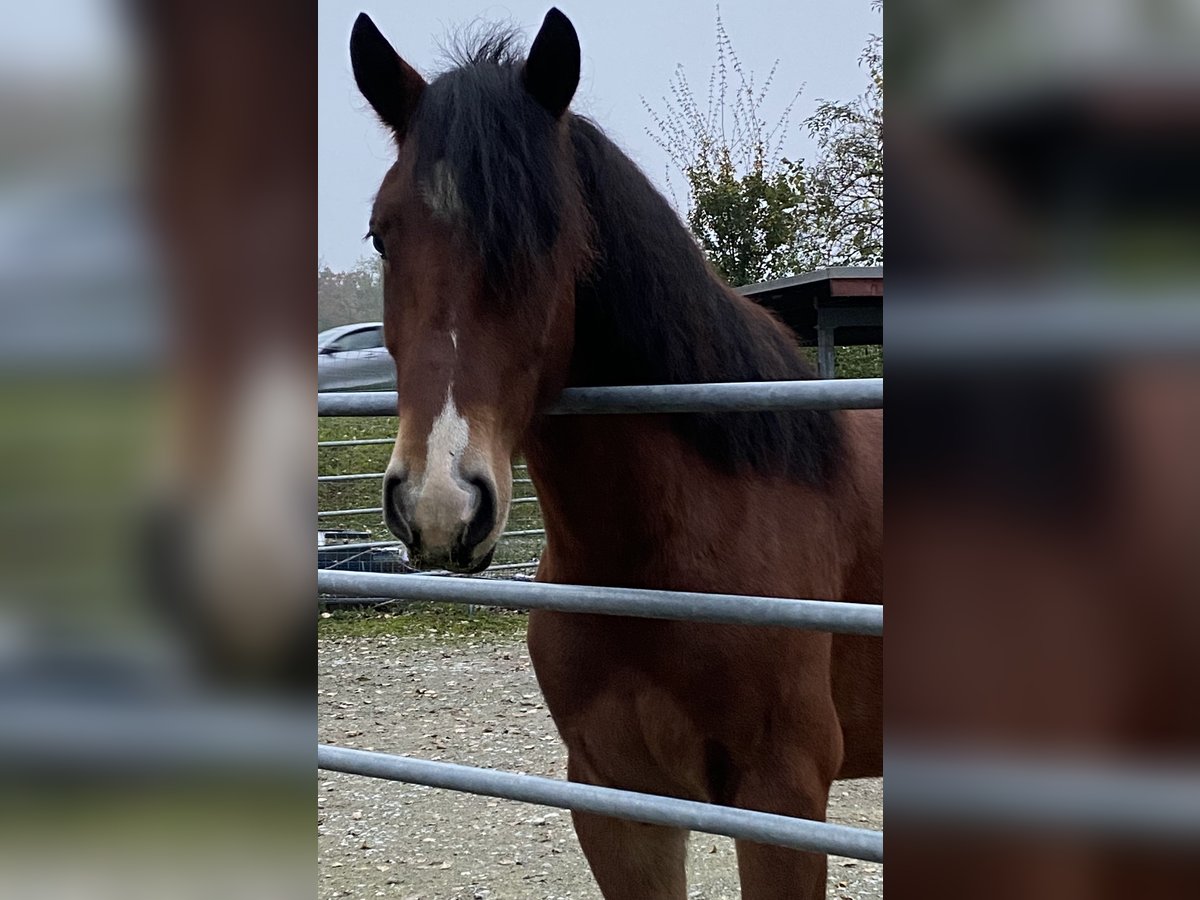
[318, 377, 886, 864]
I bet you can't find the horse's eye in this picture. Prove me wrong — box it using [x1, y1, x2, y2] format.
[370, 232, 386, 258]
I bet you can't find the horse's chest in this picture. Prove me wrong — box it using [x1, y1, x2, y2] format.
[527, 614, 711, 795]
[527, 612, 813, 797]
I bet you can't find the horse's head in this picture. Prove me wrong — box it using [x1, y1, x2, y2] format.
[351, 9, 589, 572]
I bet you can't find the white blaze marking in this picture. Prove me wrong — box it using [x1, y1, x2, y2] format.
[422, 161, 463, 221]
[414, 387, 473, 532]
[450, 330, 458, 352]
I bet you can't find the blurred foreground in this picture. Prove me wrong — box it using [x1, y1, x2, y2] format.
[0, 3, 313, 896]
[887, 1, 1200, 897]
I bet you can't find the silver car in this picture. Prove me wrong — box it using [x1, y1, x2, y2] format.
[318, 322, 395, 391]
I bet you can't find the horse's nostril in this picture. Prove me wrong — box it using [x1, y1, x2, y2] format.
[383, 472, 413, 544]
[461, 475, 497, 551]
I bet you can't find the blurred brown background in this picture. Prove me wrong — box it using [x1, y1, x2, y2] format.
[886, 1, 1200, 897]
[0, 3, 315, 897]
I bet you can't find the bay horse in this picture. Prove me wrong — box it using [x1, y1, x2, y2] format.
[350, 9, 882, 898]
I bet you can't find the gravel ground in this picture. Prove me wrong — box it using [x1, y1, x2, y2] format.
[318, 630, 882, 899]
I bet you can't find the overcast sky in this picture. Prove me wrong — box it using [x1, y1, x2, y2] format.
[319, 1, 880, 271]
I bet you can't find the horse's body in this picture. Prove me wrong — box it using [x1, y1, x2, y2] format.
[526, 391, 881, 898]
[351, 9, 881, 896]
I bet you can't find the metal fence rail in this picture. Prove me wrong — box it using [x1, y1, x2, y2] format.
[319, 745, 884, 862]
[486, 560, 540, 572]
[886, 750, 1200, 842]
[317, 506, 385, 519]
[317, 570, 882, 635]
[319, 378, 884, 417]
[320, 529, 545, 554]
[319, 495, 541, 519]
[888, 296, 1200, 361]
[318, 376, 885, 863]
[318, 437, 394, 447]
[318, 471, 534, 485]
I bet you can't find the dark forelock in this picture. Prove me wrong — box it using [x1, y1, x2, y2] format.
[411, 27, 568, 294]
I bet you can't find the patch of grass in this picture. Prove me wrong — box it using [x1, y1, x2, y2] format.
[318, 602, 529, 641]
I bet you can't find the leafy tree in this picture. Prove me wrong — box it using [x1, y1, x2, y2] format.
[645, 4, 883, 376]
[645, 3, 882, 279]
[797, 6, 884, 378]
[643, 13, 806, 287]
[802, 10, 883, 267]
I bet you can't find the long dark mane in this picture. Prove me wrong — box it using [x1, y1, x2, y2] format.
[412, 32, 843, 484]
[567, 118, 842, 484]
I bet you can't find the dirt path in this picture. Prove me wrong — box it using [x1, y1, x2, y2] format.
[318, 632, 882, 899]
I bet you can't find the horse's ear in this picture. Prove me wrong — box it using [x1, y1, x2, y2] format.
[523, 8, 580, 118]
[350, 13, 426, 139]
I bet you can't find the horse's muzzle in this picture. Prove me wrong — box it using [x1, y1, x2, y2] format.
[383, 470, 499, 573]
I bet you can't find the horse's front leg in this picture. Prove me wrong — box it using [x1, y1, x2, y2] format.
[735, 831, 829, 898]
[567, 754, 689, 900]
[732, 753, 840, 899]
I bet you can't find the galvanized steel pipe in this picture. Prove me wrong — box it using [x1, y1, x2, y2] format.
[318, 744, 884, 861]
[316, 570, 882, 635]
[319, 379, 884, 417]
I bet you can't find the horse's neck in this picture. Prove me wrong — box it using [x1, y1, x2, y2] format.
[520, 415, 691, 571]
[522, 416, 742, 586]
[522, 413, 869, 602]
